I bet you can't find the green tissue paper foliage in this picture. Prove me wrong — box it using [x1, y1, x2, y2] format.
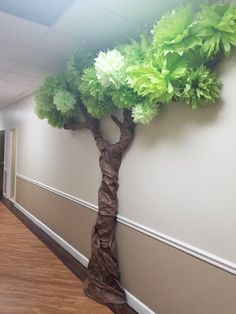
[66, 50, 94, 91]
[151, 4, 200, 56]
[35, 75, 66, 111]
[152, 4, 193, 45]
[35, 1, 234, 127]
[112, 86, 143, 109]
[193, 2, 236, 57]
[132, 101, 159, 124]
[118, 35, 150, 65]
[53, 90, 76, 113]
[34, 74, 79, 128]
[127, 64, 171, 103]
[80, 67, 114, 118]
[179, 66, 222, 109]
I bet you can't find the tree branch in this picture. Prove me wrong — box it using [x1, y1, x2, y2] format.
[113, 109, 135, 153]
[111, 115, 122, 129]
[64, 121, 87, 131]
[88, 118, 109, 152]
[205, 52, 224, 69]
[79, 102, 109, 152]
[123, 109, 135, 129]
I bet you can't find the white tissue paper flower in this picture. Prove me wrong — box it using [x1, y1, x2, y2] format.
[132, 102, 159, 124]
[95, 49, 125, 88]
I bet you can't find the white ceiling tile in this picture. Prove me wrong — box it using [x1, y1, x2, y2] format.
[0, 79, 30, 106]
[32, 29, 97, 56]
[0, 70, 7, 80]
[86, 0, 182, 24]
[4, 72, 43, 87]
[0, 0, 78, 27]
[0, 58, 20, 71]
[0, 11, 48, 46]
[20, 49, 67, 70]
[53, 0, 137, 48]
[103, 22, 152, 50]
[0, 59, 57, 78]
[7, 87, 37, 106]
[0, 40, 30, 60]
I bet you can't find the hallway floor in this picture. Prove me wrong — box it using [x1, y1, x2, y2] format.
[0, 202, 112, 314]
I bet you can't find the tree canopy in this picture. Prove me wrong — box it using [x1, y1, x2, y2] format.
[35, 2, 236, 128]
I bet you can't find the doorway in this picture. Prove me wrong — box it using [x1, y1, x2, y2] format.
[0, 130, 5, 198]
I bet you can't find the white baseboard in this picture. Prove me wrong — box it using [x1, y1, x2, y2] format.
[126, 290, 156, 314]
[14, 202, 156, 314]
[14, 202, 89, 268]
[3, 192, 8, 199]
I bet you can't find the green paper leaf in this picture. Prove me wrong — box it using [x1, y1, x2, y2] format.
[132, 101, 159, 124]
[195, 2, 236, 57]
[179, 66, 222, 109]
[151, 4, 193, 45]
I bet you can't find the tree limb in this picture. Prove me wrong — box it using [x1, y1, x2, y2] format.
[113, 109, 135, 153]
[111, 115, 123, 129]
[64, 121, 87, 131]
[88, 118, 109, 152]
[79, 102, 109, 152]
[123, 109, 135, 129]
[205, 52, 224, 69]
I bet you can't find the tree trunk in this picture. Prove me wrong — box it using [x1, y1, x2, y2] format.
[83, 144, 126, 304]
[64, 107, 135, 305]
[83, 110, 135, 305]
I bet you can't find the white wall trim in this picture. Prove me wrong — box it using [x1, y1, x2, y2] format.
[119, 216, 236, 275]
[14, 201, 156, 314]
[16, 173, 98, 213]
[3, 192, 8, 199]
[125, 290, 156, 314]
[16, 173, 236, 276]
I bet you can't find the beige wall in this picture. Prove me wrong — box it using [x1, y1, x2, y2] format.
[0, 55, 236, 264]
[118, 55, 236, 263]
[0, 55, 236, 312]
[16, 177, 236, 314]
[0, 96, 101, 204]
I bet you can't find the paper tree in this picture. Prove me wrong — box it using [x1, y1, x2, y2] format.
[35, 2, 236, 306]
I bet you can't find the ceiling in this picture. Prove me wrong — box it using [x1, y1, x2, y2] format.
[0, 0, 184, 109]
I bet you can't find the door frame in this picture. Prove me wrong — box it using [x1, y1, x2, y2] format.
[0, 130, 5, 198]
[4, 128, 17, 202]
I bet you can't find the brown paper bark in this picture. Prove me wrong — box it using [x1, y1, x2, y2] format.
[65, 106, 135, 305]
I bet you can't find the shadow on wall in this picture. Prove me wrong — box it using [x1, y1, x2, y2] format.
[137, 52, 236, 148]
[136, 97, 223, 148]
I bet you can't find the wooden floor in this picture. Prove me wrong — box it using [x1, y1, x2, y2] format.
[0, 202, 112, 314]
